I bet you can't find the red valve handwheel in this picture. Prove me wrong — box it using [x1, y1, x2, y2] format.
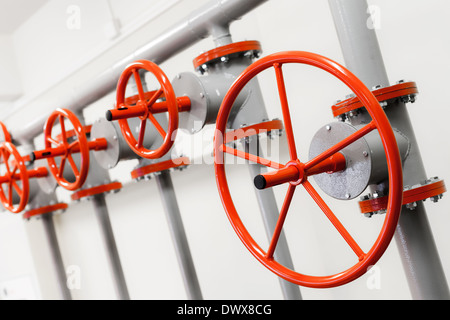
[0, 122, 12, 143]
[42, 108, 90, 191]
[214, 51, 403, 288]
[0, 142, 30, 213]
[113, 60, 180, 159]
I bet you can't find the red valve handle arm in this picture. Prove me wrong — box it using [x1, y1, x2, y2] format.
[0, 142, 50, 213]
[108, 60, 188, 160]
[30, 138, 108, 162]
[105, 95, 191, 122]
[253, 153, 346, 190]
[0, 166, 48, 184]
[214, 51, 403, 288]
[33, 108, 94, 191]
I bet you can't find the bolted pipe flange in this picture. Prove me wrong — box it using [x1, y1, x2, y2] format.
[359, 176, 446, 216]
[331, 81, 419, 120]
[193, 40, 262, 74]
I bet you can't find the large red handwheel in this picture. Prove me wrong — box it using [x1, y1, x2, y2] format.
[42, 108, 89, 191]
[214, 51, 403, 288]
[0, 142, 29, 213]
[112, 60, 179, 159]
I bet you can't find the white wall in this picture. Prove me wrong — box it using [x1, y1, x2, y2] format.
[0, 34, 22, 101]
[0, 0, 449, 300]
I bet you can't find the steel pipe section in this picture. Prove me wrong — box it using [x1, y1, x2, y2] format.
[10, 0, 268, 144]
[328, 0, 450, 299]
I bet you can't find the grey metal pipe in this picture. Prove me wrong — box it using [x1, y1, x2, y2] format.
[328, 0, 449, 299]
[328, 0, 389, 88]
[247, 161, 303, 300]
[92, 193, 130, 300]
[155, 170, 203, 300]
[134, 73, 202, 299]
[20, 140, 72, 300]
[10, 0, 268, 144]
[41, 213, 72, 300]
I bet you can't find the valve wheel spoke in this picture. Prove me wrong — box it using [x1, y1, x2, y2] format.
[43, 108, 89, 191]
[305, 121, 377, 171]
[0, 142, 29, 213]
[303, 180, 365, 259]
[11, 179, 23, 199]
[274, 63, 297, 160]
[115, 60, 179, 159]
[67, 154, 80, 177]
[59, 115, 68, 142]
[214, 51, 403, 288]
[47, 136, 60, 146]
[137, 119, 147, 148]
[220, 144, 283, 170]
[58, 156, 66, 178]
[266, 184, 296, 259]
[132, 68, 147, 102]
[137, 88, 166, 146]
[147, 112, 166, 138]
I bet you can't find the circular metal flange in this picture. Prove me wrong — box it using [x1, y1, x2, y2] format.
[0, 122, 12, 143]
[70, 181, 122, 201]
[23, 203, 68, 220]
[309, 122, 372, 200]
[172, 72, 209, 134]
[214, 51, 404, 289]
[332, 81, 418, 118]
[130, 157, 190, 180]
[224, 119, 284, 144]
[35, 158, 58, 194]
[359, 177, 446, 217]
[193, 40, 262, 72]
[91, 117, 139, 169]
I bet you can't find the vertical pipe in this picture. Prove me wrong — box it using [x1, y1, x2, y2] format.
[92, 193, 130, 300]
[232, 68, 302, 300]
[328, 0, 449, 299]
[247, 161, 303, 300]
[133, 67, 202, 299]
[41, 213, 72, 300]
[219, 52, 302, 298]
[155, 171, 203, 300]
[21, 141, 72, 300]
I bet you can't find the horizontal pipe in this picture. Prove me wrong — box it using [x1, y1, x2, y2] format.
[106, 96, 191, 121]
[30, 138, 108, 161]
[9, 0, 268, 144]
[254, 153, 346, 190]
[0, 166, 48, 184]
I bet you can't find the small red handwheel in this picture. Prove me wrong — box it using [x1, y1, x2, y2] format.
[0, 142, 29, 213]
[0, 122, 12, 143]
[112, 60, 180, 159]
[42, 108, 89, 191]
[214, 51, 403, 288]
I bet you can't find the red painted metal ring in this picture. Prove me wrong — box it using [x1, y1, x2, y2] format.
[70, 181, 123, 201]
[0, 142, 30, 213]
[115, 60, 179, 160]
[130, 157, 190, 180]
[0, 122, 12, 143]
[224, 119, 283, 144]
[359, 179, 446, 214]
[43, 108, 90, 191]
[193, 40, 262, 70]
[332, 81, 418, 118]
[214, 51, 403, 288]
[23, 203, 68, 219]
